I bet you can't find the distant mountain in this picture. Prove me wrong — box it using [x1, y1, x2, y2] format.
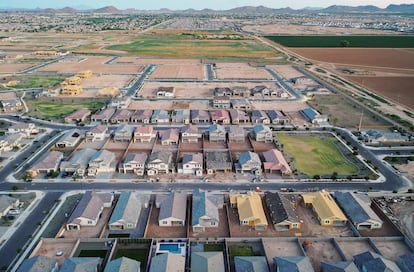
[323, 5, 382, 13]
[93, 6, 120, 13]
[385, 4, 414, 13]
[226, 5, 294, 14]
[59, 7, 78, 13]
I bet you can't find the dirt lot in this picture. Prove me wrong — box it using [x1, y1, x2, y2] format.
[128, 100, 209, 110]
[32, 238, 78, 266]
[145, 206, 187, 238]
[78, 139, 108, 150]
[81, 74, 133, 89]
[0, 63, 34, 73]
[189, 208, 230, 238]
[215, 63, 273, 80]
[343, 76, 414, 110]
[263, 238, 303, 269]
[336, 239, 376, 261]
[308, 94, 391, 128]
[250, 100, 308, 111]
[395, 161, 414, 183]
[267, 65, 304, 79]
[388, 200, 414, 242]
[150, 64, 205, 80]
[61, 208, 111, 239]
[372, 239, 413, 261]
[179, 141, 203, 153]
[38, 56, 143, 74]
[304, 239, 343, 272]
[114, 57, 201, 65]
[250, 139, 275, 153]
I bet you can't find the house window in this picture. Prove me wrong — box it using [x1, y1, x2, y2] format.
[87, 220, 93, 225]
[292, 223, 298, 228]
[211, 221, 216, 226]
[127, 223, 133, 228]
[324, 219, 330, 225]
[162, 220, 167, 225]
[242, 220, 248, 225]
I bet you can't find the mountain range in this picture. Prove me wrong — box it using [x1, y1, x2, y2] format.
[1, 4, 414, 14]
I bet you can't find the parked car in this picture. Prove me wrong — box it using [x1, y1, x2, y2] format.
[8, 209, 20, 215]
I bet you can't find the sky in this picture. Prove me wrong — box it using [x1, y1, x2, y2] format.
[0, 0, 412, 10]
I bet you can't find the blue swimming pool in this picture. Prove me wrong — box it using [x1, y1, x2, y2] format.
[157, 242, 186, 255]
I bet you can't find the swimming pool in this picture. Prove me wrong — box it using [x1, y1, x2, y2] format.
[156, 242, 186, 256]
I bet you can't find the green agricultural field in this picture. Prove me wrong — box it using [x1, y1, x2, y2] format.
[28, 101, 105, 120]
[277, 134, 358, 177]
[265, 35, 414, 48]
[11, 76, 65, 89]
[107, 32, 280, 61]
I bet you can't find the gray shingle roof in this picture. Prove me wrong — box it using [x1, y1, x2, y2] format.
[60, 257, 101, 272]
[191, 252, 225, 272]
[17, 255, 57, 272]
[320, 261, 358, 272]
[234, 256, 269, 272]
[191, 189, 220, 226]
[334, 192, 381, 225]
[264, 192, 300, 225]
[104, 257, 141, 272]
[274, 256, 314, 272]
[158, 192, 187, 221]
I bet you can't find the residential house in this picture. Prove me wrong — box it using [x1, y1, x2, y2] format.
[66, 191, 113, 230]
[17, 256, 58, 272]
[191, 252, 225, 272]
[113, 124, 133, 142]
[55, 128, 82, 148]
[151, 110, 170, 124]
[157, 87, 175, 97]
[251, 85, 271, 97]
[179, 153, 203, 176]
[171, 109, 190, 124]
[119, 153, 147, 176]
[230, 191, 268, 230]
[231, 99, 251, 111]
[353, 251, 401, 272]
[212, 96, 231, 109]
[234, 256, 269, 272]
[228, 125, 245, 142]
[213, 87, 232, 97]
[291, 76, 316, 86]
[110, 109, 132, 124]
[334, 192, 383, 230]
[0, 195, 19, 217]
[64, 108, 91, 123]
[147, 151, 173, 175]
[320, 261, 358, 272]
[362, 130, 410, 145]
[105, 257, 141, 272]
[0, 133, 23, 153]
[156, 192, 187, 226]
[87, 150, 116, 176]
[0, 92, 23, 113]
[192, 189, 223, 232]
[91, 108, 115, 123]
[236, 151, 262, 175]
[300, 108, 328, 125]
[229, 109, 250, 124]
[109, 96, 132, 109]
[265, 192, 301, 231]
[60, 257, 101, 272]
[160, 128, 179, 145]
[251, 110, 270, 124]
[28, 151, 63, 178]
[131, 110, 153, 124]
[274, 256, 314, 272]
[205, 151, 232, 174]
[302, 191, 347, 226]
[108, 192, 149, 230]
[267, 110, 290, 125]
[60, 148, 96, 176]
[181, 125, 202, 143]
[208, 124, 226, 142]
[232, 86, 249, 97]
[8, 123, 38, 137]
[211, 110, 230, 125]
[262, 149, 292, 175]
[85, 125, 108, 142]
[251, 124, 273, 143]
[134, 126, 157, 143]
[191, 110, 210, 124]
[149, 253, 185, 272]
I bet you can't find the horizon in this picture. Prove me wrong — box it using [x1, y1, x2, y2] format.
[0, 1, 412, 10]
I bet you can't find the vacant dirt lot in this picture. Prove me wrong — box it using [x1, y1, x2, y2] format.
[396, 161, 414, 183]
[215, 63, 273, 80]
[267, 65, 304, 79]
[344, 76, 414, 110]
[389, 200, 414, 242]
[129, 100, 209, 110]
[0, 63, 34, 73]
[305, 239, 343, 272]
[263, 239, 304, 270]
[250, 100, 307, 111]
[337, 239, 376, 261]
[372, 239, 413, 262]
[114, 57, 201, 65]
[81, 74, 133, 89]
[150, 64, 205, 80]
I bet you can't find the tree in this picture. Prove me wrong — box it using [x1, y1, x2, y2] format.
[12, 185, 19, 191]
[340, 40, 350, 47]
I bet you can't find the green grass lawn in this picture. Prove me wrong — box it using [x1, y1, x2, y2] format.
[228, 246, 261, 261]
[11, 76, 65, 89]
[115, 248, 149, 270]
[265, 35, 414, 48]
[204, 243, 224, 252]
[28, 101, 105, 120]
[277, 134, 358, 176]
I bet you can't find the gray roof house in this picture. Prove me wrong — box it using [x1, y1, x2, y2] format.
[251, 110, 270, 124]
[264, 192, 301, 231]
[85, 125, 108, 142]
[208, 124, 226, 142]
[113, 124, 134, 142]
[0, 195, 19, 217]
[91, 108, 115, 123]
[231, 98, 252, 111]
[160, 128, 179, 145]
[274, 256, 314, 272]
[191, 252, 225, 272]
[119, 153, 148, 176]
[109, 191, 149, 230]
[151, 109, 170, 124]
[60, 257, 101, 272]
[60, 148, 96, 176]
[171, 109, 190, 124]
[192, 189, 223, 232]
[17, 255, 58, 272]
[131, 110, 153, 124]
[179, 153, 203, 176]
[251, 124, 273, 143]
[55, 129, 82, 148]
[147, 151, 173, 175]
[28, 151, 63, 177]
[110, 109, 132, 124]
[66, 191, 113, 230]
[228, 125, 245, 142]
[229, 109, 250, 124]
[87, 150, 116, 176]
[105, 257, 141, 272]
[353, 251, 401, 272]
[205, 151, 232, 174]
[156, 192, 187, 226]
[212, 96, 231, 109]
[363, 130, 410, 144]
[134, 125, 157, 143]
[300, 108, 328, 125]
[213, 87, 232, 97]
[181, 125, 202, 143]
[334, 192, 383, 230]
[149, 253, 185, 272]
[320, 261, 358, 272]
[236, 151, 262, 175]
[234, 256, 269, 272]
[267, 110, 290, 125]
[191, 110, 210, 124]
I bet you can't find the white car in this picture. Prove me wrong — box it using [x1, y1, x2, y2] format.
[8, 209, 20, 215]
